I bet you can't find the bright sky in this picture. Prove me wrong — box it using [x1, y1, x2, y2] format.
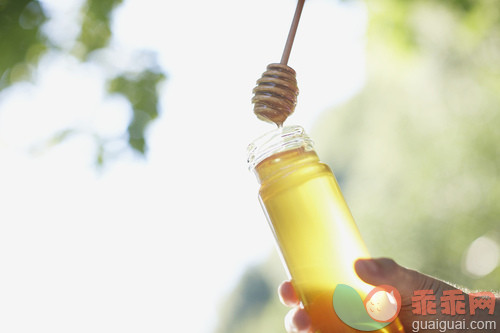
[0, 0, 366, 332]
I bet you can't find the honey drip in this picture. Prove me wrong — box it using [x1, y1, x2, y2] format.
[252, 63, 299, 126]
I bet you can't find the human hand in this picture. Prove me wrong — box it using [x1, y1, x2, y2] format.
[278, 258, 498, 333]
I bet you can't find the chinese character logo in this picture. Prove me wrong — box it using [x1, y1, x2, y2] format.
[470, 292, 496, 315]
[411, 289, 437, 315]
[332, 284, 402, 331]
[411, 289, 496, 316]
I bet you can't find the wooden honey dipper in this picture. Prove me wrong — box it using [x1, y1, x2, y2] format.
[252, 0, 305, 127]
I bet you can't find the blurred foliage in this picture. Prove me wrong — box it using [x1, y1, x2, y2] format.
[0, 0, 166, 164]
[0, 0, 48, 89]
[215, 257, 288, 333]
[108, 70, 166, 153]
[75, 0, 123, 59]
[218, 0, 500, 331]
[315, 0, 500, 291]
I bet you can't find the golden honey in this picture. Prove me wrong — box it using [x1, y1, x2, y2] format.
[248, 126, 404, 333]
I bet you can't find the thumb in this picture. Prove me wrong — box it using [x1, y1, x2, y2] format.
[354, 258, 457, 306]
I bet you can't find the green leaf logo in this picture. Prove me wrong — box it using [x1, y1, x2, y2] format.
[332, 284, 401, 331]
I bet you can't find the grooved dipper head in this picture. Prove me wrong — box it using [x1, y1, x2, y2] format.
[252, 63, 299, 126]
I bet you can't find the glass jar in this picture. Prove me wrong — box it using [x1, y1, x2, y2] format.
[248, 125, 404, 333]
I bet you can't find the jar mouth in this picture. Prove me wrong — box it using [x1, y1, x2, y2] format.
[247, 125, 314, 171]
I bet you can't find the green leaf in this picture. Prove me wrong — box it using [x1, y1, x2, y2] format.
[0, 0, 47, 90]
[108, 69, 166, 154]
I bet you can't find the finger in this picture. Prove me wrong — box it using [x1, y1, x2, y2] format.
[354, 258, 457, 304]
[278, 280, 300, 307]
[355, 258, 407, 287]
[284, 307, 312, 333]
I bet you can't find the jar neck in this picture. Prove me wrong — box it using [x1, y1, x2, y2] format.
[247, 126, 317, 184]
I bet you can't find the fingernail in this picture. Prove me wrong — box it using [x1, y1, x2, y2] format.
[293, 308, 311, 331]
[279, 281, 299, 307]
[356, 259, 379, 276]
[285, 308, 311, 333]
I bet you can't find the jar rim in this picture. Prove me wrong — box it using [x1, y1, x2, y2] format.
[247, 125, 314, 171]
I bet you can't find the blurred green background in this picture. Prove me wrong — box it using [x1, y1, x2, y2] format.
[0, 0, 165, 164]
[216, 0, 500, 332]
